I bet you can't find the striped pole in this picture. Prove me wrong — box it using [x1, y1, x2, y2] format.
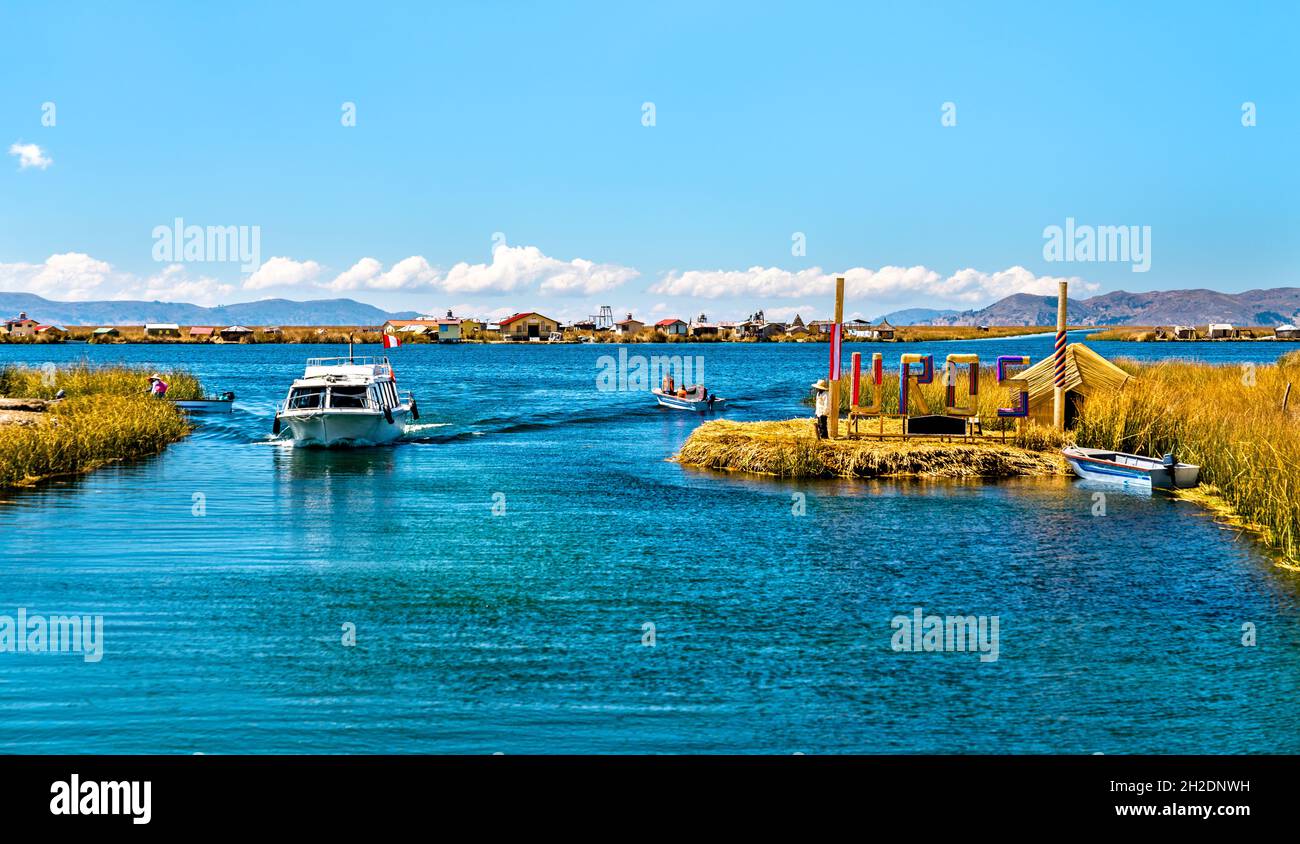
[850, 351, 861, 407]
[1053, 280, 1068, 430]
[828, 276, 845, 438]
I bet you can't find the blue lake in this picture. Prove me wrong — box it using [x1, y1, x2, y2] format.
[2, 334, 1299, 753]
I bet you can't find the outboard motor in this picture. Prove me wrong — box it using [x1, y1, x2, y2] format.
[1162, 453, 1177, 486]
[272, 415, 281, 436]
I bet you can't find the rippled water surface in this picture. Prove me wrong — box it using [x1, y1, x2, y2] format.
[2, 335, 1298, 753]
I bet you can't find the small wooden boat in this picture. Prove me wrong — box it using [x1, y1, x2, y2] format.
[170, 392, 236, 413]
[652, 386, 726, 412]
[1063, 446, 1200, 489]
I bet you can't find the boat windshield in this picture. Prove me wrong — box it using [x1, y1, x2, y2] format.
[328, 386, 370, 409]
[287, 386, 326, 409]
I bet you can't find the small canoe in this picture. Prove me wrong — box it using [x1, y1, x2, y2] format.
[1063, 446, 1200, 489]
[170, 392, 235, 413]
[652, 387, 726, 412]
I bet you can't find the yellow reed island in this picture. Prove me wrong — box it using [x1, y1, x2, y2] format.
[0, 364, 200, 488]
[675, 417, 1067, 479]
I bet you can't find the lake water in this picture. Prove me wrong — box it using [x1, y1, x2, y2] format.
[2, 334, 1299, 753]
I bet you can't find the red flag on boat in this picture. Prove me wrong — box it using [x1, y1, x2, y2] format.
[828, 323, 842, 380]
[383, 333, 401, 349]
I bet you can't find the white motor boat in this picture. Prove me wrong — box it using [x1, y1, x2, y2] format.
[273, 356, 418, 446]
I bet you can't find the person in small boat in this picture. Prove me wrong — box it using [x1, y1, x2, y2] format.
[812, 379, 830, 439]
[147, 374, 169, 397]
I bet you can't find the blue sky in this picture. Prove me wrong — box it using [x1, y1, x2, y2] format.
[1, 1, 1296, 322]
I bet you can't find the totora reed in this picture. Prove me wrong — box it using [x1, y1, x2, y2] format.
[0, 364, 199, 487]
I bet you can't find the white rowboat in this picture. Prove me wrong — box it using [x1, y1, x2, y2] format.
[652, 387, 726, 412]
[1063, 446, 1200, 489]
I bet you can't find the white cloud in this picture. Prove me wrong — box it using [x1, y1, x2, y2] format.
[244, 256, 323, 290]
[319, 245, 637, 296]
[441, 245, 638, 295]
[0, 253, 112, 299]
[650, 264, 1094, 308]
[760, 304, 818, 322]
[122, 264, 236, 306]
[326, 255, 438, 292]
[9, 141, 52, 170]
[0, 254, 234, 306]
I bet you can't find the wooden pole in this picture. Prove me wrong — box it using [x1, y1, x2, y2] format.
[1052, 280, 1068, 430]
[829, 276, 845, 439]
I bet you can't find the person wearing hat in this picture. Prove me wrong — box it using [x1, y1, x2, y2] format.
[811, 379, 830, 439]
[147, 374, 169, 398]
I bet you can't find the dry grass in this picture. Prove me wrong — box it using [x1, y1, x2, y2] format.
[0, 363, 203, 400]
[676, 418, 1066, 479]
[68, 325, 389, 345]
[1073, 354, 1300, 563]
[0, 364, 196, 487]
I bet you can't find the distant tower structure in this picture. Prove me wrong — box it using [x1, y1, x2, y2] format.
[596, 305, 614, 330]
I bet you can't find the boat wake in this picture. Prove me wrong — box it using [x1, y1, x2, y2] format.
[402, 405, 662, 444]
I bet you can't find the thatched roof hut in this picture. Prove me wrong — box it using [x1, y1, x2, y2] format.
[1016, 343, 1134, 427]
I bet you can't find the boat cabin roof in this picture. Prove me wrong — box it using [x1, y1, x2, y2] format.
[297, 356, 395, 384]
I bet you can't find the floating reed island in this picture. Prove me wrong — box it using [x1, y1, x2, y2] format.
[0, 364, 200, 487]
[675, 418, 1067, 479]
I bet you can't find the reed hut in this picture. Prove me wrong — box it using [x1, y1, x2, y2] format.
[1015, 343, 1134, 428]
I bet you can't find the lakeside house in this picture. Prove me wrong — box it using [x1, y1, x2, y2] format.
[3, 313, 40, 338]
[784, 315, 810, 338]
[656, 318, 688, 337]
[383, 318, 440, 336]
[500, 312, 559, 341]
[220, 325, 254, 342]
[689, 315, 720, 338]
[36, 325, 67, 339]
[866, 319, 896, 341]
[1172, 325, 1198, 340]
[845, 319, 874, 339]
[1206, 323, 1235, 339]
[189, 326, 216, 340]
[1276, 324, 1299, 340]
[1015, 343, 1134, 428]
[92, 327, 119, 339]
[145, 323, 181, 338]
[262, 326, 282, 336]
[615, 315, 644, 337]
[437, 311, 462, 343]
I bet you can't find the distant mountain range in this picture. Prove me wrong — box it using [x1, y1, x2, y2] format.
[874, 307, 962, 324]
[910, 288, 1300, 327]
[0, 292, 419, 326]
[7, 286, 1300, 329]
